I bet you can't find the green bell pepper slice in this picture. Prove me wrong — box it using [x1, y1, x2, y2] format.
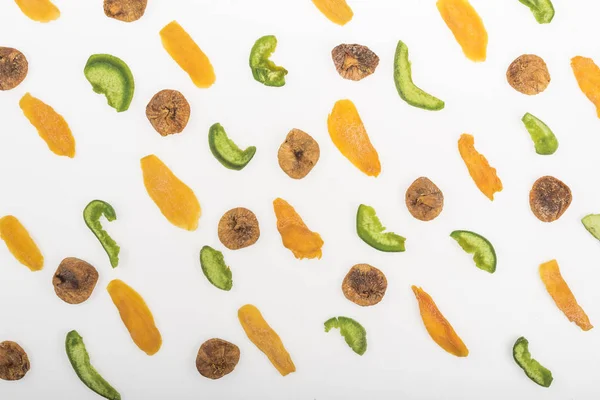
[393, 40, 444, 111]
[518, 0, 555, 24]
[208, 123, 256, 170]
[356, 204, 405, 252]
[65, 330, 121, 400]
[84, 54, 134, 112]
[450, 230, 496, 273]
[83, 200, 120, 268]
[582, 214, 600, 241]
[199, 246, 233, 291]
[249, 35, 288, 87]
[324, 316, 367, 356]
[513, 337, 553, 387]
[522, 113, 558, 155]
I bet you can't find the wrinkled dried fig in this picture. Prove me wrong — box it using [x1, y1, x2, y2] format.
[146, 89, 191, 136]
[278, 129, 320, 179]
[53, 257, 99, 304]
[218, 208, 260, 250]
[103, 0, 147, 22]
[196, 338, 240, 379]
[0, 341, 30, 381]
[342, 264, 387, 307]
[0, 47, 28, 91]
[406, 177, 444, 221]
[507, 54, 550, 95]
[332, 44, 379, 81]
[529, 176, 572, 222]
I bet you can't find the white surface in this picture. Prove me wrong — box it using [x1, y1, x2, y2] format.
[1, 0, 600, 399]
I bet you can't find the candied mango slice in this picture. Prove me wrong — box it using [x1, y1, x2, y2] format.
[273, 198, 324, 259]
[0, 216, 43, 271]
[458, 134, 502, 201]
[327, 99, 381, 177]
[140, 155, 201, 231]
[19, 93, 75, 158]
[311, 0, 353, 26]
[539, 260, 593, 331]
[14, 0, 60, 22]
[107, 279, 162, 355]
[412, 286, 468, 357]
[571, 56, 600, 118]
[238, 304, 296, 376]
[437, 0, 488, 62]
[160, 21, 216, 88]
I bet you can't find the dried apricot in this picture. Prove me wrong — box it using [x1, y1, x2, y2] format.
[571, 56, 600, 118]
[103, 0, 147, 22]
[437, 0, 487, 62]
[405, 177, 444, 221]
[218, 208, 260, 250]
[529, 176, 571, 222]
[331, 44, 379, 81]
[273, 198, 323, 259]
[0, 341, 30, 381]
[0, 47, 28, 91]
[342, 264, 387, 307]
[146, 90, 191, 136]
[53, 257, 99, 305]
[196, 338, 240, 380]
[507, 54, 550, 95]
[278, 129, 320, 179]
[458, 134, 503, 201]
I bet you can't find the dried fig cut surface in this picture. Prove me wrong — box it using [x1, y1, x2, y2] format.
[0, 47, 28, 91]
[0, 341, 30, 381]
[507, 54, 550, 95]
[406, 177, 444, 221]
[342, 264, 387, 307]
[530, 176, 572, 222]
[278, 129, 320, 179]
[196, 338, 240, 380]
[104, 0, 147, 22]
[53, 257, 99, 304]
[218, 208, 260, 250]
[146, 90, 191, 136]
[331, 44, 379, 81]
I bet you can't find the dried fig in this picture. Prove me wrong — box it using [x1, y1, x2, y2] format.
[196, 338, 240, 380]
[278, 129, 320, 179]
[146, 89, 191, 136]
[103, 0, 147, 22]
[332, 44, 379, 81]
[53, 257, 99, 304]
[0, 341, 30, 381]
[0, 47, 28, 91]
[342, 264, 387, 307]
[405, 177, 444, 221]
[507, 54, 550, 95]
[529, 176, 572, 222]
[218, 208, 260, 250]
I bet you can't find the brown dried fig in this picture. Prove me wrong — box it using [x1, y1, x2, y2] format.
[405, 177, 444, 221]
[529, 176, 572, 222]
[53, 257, 99, 304]
[218, 208, 260, 250]
[146, 89, 191, 136]
[0, 341, 30, 381]
[103, 0, 147, 22]
[196, 338, 240, 379]
[278, 129, 320, 179]
[332, 44, 379, 81]
[342, 264, 387, 307]
[506, 54, 550, 95]
[0, 47, 28, 91]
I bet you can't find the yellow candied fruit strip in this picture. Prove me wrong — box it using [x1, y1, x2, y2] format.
[0, 215, 44, 271]
[311, 0, 353, 26]
[437, 0, 487, 62]
[14, 0, 60, 22]
[273, 198, 323, 259]
[458, 134, 502, 201]
[571, 56, 600, 118]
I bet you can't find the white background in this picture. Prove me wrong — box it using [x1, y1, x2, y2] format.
[1, 0, 600, 399]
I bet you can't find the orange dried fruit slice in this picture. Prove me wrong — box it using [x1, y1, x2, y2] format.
[19, 93, 76, 158]
[571, 56, 600, 118]
[311, 0, 353, 26]
[0, 215, 44, 271]
[273, 198, 323, 259]
[140, 155, 201, 231]
[327, 99, 381, 177]
[437, 0, 487, 62]
[458, 134, 502, 201]
[14, 0, 60, 22]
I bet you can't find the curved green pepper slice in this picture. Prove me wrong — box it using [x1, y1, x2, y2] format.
[324, 316, 367, 356]
[65, 330, 121, 400]
[208, 123, 256, 170]
[249, 35, 288, 87]
[513, 337, 553, 387]
[83, 200, 120, 268]
[522, 113, 558, 155]
[393, 40, 444, 111]
[84, 54, 134, 112]
[582, 214, 600, 241]
[450, 230, 496, 273]
[518, 0, 555, 24]
[199, 246, 232, 291]
[356, 204, 405, 252]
